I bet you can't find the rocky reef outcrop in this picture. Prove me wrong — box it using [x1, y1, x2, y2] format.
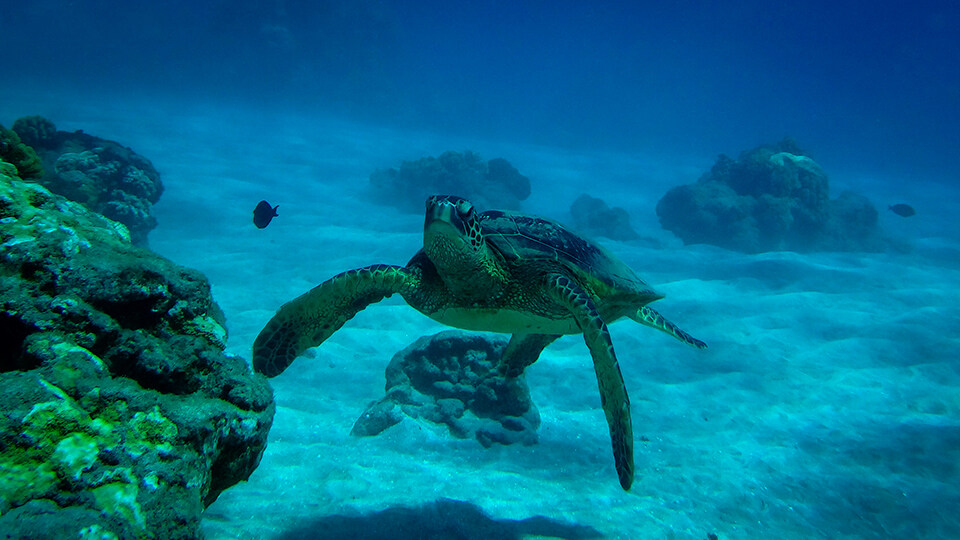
[0, 122, 44, 180]
[0, 163, 274, 539]
[570, 193, 640, 241]
[370, 151, 531, 211]
[352, 331, 540, 448]
[656, 138, 885, 253]
[7, 115, 163, 247]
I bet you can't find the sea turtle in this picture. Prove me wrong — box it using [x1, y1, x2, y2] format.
[253, 195, 707, 490]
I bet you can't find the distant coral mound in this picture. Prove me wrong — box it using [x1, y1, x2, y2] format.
[0, 164, 274, 539]
[8, 115, 163, 247]
[352, 330, 540, 447]
[656, 138, 884, 252]
[370, 150, 531, 211]
[570, 193, 641, 241]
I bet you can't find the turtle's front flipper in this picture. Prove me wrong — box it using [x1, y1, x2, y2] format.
[630, 306, 707, 349]
[253, 264, 415, 377]
[499, 333, 561, 377]
[545, 273, 634, 491]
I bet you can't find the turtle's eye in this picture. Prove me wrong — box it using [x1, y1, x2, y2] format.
[456, 200, 474, 220]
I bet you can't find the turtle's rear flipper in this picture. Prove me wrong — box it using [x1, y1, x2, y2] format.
[499, 333, 561, 377]
[253, 264, 414, 377]
[545, 273, 634, 491]
[631, 306, 707, 349]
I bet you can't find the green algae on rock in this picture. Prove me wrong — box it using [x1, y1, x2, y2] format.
[0, 162, 275, 539]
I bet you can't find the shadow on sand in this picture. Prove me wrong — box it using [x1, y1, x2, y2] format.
[275, 497, 603, 540]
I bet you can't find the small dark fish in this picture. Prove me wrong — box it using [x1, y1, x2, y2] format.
[888, 203, 916, 217]
[253, 200, 279, 228]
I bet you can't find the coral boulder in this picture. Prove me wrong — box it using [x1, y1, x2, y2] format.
[352, 331, 540, 448]
[656, 139, 884, 252]
[9, 115, 163, 247]
[570, 193, 641, 241]
[0, 164, 274, 539]
[370, 151, 531, 211]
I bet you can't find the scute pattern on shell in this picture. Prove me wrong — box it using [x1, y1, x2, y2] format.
[479, 210, 650, 294]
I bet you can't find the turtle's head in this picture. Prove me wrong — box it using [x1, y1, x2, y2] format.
[423, 195, 505, 298]
[425, 195, 483, 250]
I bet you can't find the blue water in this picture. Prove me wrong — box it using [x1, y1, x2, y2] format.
[5, 1, 959, 180]
[2, 2, 959, 539]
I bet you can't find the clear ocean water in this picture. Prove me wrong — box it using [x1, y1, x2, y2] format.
[2, 2, 958, 538]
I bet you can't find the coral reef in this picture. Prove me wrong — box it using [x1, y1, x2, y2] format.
[11, 115, 57, 149]
[570, 193, 640, 241]
[352, 330, 540, 448]
[656, 138, 884, 252]
[0, 163, 274, 539]
[0, 123, 44, 180]
[369, 151, 531, 211]
[9, 115, 163, 247]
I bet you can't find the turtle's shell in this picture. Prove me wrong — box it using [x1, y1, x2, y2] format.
[479, 210, 661, 299]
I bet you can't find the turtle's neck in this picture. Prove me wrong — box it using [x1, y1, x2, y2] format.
[423, 230, 507, 302]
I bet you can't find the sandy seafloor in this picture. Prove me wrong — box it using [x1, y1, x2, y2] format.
[4, 95, 960, 539]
